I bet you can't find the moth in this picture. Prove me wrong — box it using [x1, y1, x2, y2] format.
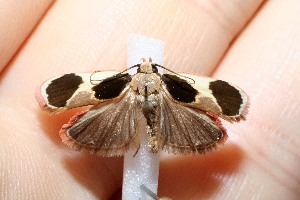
[36, 58, 249, 156]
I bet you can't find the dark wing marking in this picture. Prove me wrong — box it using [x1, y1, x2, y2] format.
[162, 73, 249, 122]
[209, 80, 243, 116]
[46, 73, 83, 107]
[59, 89, 140, 156]
[159, 91, 227, 155]
[92, 73, 132, 100]
[162, 74, 198, 103]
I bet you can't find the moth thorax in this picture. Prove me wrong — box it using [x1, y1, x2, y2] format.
[131, 73, 161, 96]
[140, 61, 153, 74]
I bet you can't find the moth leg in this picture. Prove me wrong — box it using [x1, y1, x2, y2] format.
[133, 144, 140, 157]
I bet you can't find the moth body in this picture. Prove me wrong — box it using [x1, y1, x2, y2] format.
[132, 60, 162, 153]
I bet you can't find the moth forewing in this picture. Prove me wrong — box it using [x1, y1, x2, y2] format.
[161, 73, 249, 122]
[36, 71, 131, 113]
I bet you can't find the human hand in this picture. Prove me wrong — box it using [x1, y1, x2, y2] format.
[1, 1, 299, 199]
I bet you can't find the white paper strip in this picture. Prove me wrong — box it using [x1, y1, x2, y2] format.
[122, 34, 164, 200]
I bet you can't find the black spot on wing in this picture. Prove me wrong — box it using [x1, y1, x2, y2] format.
[92, 73, 131, 100]
[209, 80, 242, 116]
[162, 74, 198, 103]
[46, 73, 83, 107]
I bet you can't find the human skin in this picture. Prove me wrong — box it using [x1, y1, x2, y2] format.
[1, 0, 300, 199]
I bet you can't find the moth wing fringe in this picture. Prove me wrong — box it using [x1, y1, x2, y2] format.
[159, 119, 228, 155]
[60, 133, 140, 157]
[159, 133, 228, 155]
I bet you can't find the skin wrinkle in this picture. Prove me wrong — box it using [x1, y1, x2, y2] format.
[239, 121, 300, 193]
[242, 131, 300, 195]
[204, 0, 235, 34]
[192, 0, 243, 37]
[0, 0, 54, 72]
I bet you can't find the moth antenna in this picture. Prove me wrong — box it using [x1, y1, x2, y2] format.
[89, 65, 139, 85]
[89, 70, 102, 85]
[153, 64, 195, 84]
[117, 64, 140, 75]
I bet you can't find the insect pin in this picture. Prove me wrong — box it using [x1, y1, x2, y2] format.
[36, 58, 249, 156]
[140, 184, 171, 200]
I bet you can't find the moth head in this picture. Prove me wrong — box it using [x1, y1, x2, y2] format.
[139, 57, 154, 74]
